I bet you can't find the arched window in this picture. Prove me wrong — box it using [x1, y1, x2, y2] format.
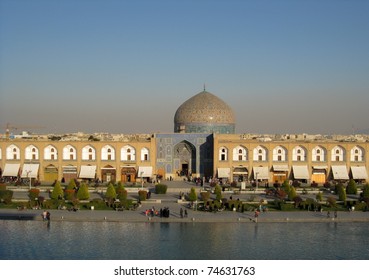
[82, 145, 96, 160]
[292, 146, 307, 161]
[44, 145, 58, 160]
[232, 146, 247, 161]
[253, 146, 267, 161]
[141, 148, 150, 161]
[350, 146, 364, 162]
[63, 145, 77, 160]
[331, 146, 345, 162]
[25, 145, 39, 160]
[6, 144, 20, 160]
[219, 147, 228, 161]
[312, 146, 326, 162]
[273, 146, 287, 161]
[101, 145, 115, 160]
[121, 145, 136, 161]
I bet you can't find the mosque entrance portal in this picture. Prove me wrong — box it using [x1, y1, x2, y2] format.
[174, 141, 196, 178]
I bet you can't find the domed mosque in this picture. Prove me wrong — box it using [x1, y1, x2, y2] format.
[174, 89, 236, 133]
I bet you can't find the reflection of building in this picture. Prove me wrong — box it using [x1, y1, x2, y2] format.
[0, 89, 369, 184]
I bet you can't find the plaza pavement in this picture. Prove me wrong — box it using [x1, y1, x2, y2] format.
[2, 180, 369, 223]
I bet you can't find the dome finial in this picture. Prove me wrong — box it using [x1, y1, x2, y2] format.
[203, 83, 206, 92]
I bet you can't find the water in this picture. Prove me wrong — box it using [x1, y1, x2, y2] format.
[1, 220, 369, 260]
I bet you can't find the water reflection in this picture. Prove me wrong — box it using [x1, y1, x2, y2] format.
[0, 221, 369, 260]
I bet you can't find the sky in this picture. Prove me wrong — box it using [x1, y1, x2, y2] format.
[0, 0, 368, 135]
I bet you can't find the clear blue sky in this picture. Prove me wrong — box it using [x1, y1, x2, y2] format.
[1, 0, 368, 135]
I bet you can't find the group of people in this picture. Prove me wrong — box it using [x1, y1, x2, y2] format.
[180, 208, 188, 218]
[144, 206, 171, 218]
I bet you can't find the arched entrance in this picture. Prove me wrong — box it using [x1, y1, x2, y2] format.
[121, 166, 136, 183]
[174, 141, 196, 178]
[101, 165, 116, 183]
[44, 164, 58, 183]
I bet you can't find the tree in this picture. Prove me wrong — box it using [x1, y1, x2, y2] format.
[67, 178, 77, 190]
[282, 180, 291, 193]
[316, 191, 323, 202]
[105, 182, 116, 201]
[51, 180, 64, 200]
[337, 184, 347, 202]
[77, 182, 90, 200]
[288, 186, 297, 201]
[214, 185, 222, 200]
[362, 183, 369, 199]
[346, 179, 357, 195]
[188, 187, 197, 202]
[116, 184, 128, 201]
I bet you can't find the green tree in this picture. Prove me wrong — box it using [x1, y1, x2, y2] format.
[362, 183, 369, 199]
[67, 178, 77, 190]
[337, 184, 347, 202]
[188, 187, 197, 202]
[214, 185, 222, 200]
[105, 182, 116, 201]
[288, 186, 297, 200]
[346, 179, 357, 195]
[116, 184, 128, 201]
[51, 181, 64, 200]
[282, 180, 291, 193]
[77, 182, 90, 200]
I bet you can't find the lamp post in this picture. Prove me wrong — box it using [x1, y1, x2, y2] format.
[140, 171, 144, 189]
[26, 170, 32, 190]
[255, 172, 259, 193]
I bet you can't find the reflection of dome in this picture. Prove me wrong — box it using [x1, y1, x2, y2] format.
[174, 90, 235, 133]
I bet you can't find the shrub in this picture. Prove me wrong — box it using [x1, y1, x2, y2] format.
[214, 185, 222, 200]
[0, 190, 13, 204]
[28, 188, 40, 201]
[362, 184, 369, 200]
[188, 187, 197, 202]
[288, 186, 297, 201]
[327, 196, 337, 207]
[50, 181, 64, 200]
[346, 179, 357, 195]
[200, 191, 210, 202]
[337, 184, 347, 202]
[105, 183, 116, 201]
[138, 190, 147, 201]
[116, 185, 128, 201]
[64, 189, 76, 201]
[316, 192, 323, 202]
[77, 182, 90, 200]
[155, 184, 168, 194]
[66, 179, 77, 190]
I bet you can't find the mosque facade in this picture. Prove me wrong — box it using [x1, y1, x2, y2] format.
[1, 90, 368, 185]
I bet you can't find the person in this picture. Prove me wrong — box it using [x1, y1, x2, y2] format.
[42, 210, 47, 221]
[334, 210, 337, 219]
[46, 211, 51, 221]
[180, 208, 183, 218]
[184, 209, 188, 218]
[327, 211, 330, 218]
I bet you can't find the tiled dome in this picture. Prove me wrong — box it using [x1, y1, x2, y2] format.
[174, 90, 235, 133]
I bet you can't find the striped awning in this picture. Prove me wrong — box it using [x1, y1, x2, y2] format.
[138, 166, 153, 177]
[21, 164, 39, 178]
[253, 166, 269, 180]
[79, 165, 96, 179]
[218, 168, 230, 178]
[351, 166, 368, 180]
[331, 165, 349, 180]
[292, 165, 309, 180]
[2, 163, 20, 177]
[273, 165, 289, 172]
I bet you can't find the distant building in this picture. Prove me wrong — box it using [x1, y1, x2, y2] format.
[0, 89, 368, 185]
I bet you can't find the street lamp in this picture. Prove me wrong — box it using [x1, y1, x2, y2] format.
[255, 172, 259, 193]
[140, 171, 144, 189]
[26, 170, 32, 190]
